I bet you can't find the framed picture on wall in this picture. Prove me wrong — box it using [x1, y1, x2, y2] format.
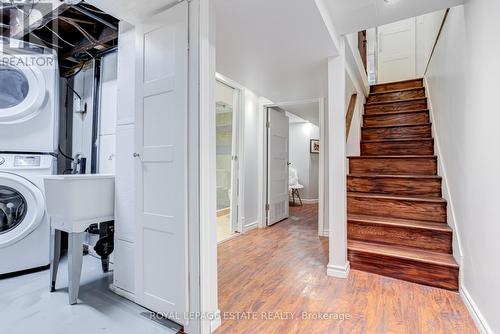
[310, 139, 320, 154]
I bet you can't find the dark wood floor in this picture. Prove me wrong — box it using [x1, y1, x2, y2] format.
[216, 204, 477, 334]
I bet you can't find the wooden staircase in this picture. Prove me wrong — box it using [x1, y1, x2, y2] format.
[347, 78, 459, 291]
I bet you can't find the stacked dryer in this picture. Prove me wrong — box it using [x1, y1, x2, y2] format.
[0, 41, 59, 275]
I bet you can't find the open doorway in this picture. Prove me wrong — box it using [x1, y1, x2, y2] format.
[215, 79, 241, 242]
[368, 9, 449, 84]
[264, 100, 323, 234]
[211, 0, 335, 331]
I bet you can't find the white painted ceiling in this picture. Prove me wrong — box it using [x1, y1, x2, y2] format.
[286, 112, 307, 124]
[216, 0, 337, 103]
[283, 101, 320, 126]
[326, 0, 465, 34]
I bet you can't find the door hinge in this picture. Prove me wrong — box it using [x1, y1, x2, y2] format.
[266, 121, 271, 129]
[266, 203, 270, 211]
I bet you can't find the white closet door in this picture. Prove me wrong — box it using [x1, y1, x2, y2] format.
[134, 2, 188, 323]
[377, 18, 416, 83]
[267, 108, 289, 226]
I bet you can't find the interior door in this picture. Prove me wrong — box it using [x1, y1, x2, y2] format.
[267, 107, 289, 226]
[377, 18, 416, 83]
[134, 1, 188, 323]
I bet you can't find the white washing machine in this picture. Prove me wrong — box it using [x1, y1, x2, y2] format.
[0, 153, 55, 275]
[0, 42, 59, 153]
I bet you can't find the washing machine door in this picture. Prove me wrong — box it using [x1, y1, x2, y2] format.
[0, 58, 46, 124]
[0, 173, 45, 248]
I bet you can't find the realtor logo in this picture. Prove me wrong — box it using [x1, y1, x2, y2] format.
[0, 1, 63, 52]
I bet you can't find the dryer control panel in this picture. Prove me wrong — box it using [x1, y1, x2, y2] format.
[0, 154, 55, 174]
[14, 155, 41, 167]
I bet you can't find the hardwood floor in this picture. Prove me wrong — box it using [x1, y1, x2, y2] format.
[216, 204, 477, 334]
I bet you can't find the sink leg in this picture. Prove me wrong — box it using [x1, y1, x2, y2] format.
[99, 222, 110, 273]
[68, 232, 84, 305]
[101, 256, 109, 273]
[49, 228, 61, 292]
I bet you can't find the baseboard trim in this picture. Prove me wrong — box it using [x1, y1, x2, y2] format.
[243, 221, 259, 232]
[301, 198, 319, 204]
[460, 286, 492, 334]
[327, 262, 350, 278]
[211, 309, 221, 333]
[319, 229, 329, 237]
[109, 284, 136, 302]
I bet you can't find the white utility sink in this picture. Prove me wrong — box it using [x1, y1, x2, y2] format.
[44, 174, 115, 305]
[44, 174, 115, 233]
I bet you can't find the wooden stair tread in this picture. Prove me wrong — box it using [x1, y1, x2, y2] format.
[365, 97, 427, 106]
[348, 214, 452, 232]
[363, 122, 432, 129]
[348, 156, 438, 175]
[348, 240, 458, 268]
[348, 155, 437, 159]
[348, 191, 446, 204]
[352, 79, 458, 290]
[371, 78, 423, 88]
[363, 109, 429, 117]
[361, 138, 433, 144]
[349, 173, 441, 180]
[368, 87, 425, 96]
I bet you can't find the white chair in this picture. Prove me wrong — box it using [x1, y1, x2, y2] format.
[288, 166, 304, 206]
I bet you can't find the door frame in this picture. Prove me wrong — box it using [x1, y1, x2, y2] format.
[198, 0, 221, 332]
[259, 98, 325, 235]
[215, 73, 244, 235]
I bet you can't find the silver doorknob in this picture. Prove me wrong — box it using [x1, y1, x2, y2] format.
[133, 153, 140, 158]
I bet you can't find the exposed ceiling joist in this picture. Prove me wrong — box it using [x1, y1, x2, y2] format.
[70, 5, 117, 30]
[10, 2, 69, 40]
[1, 1, 120, 72]
[61, 26, 117, 59]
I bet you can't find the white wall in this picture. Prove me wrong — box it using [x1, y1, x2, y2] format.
[71, 63, 95, 173]
[425, 4, 499, 333]
[416, 10, 446, 76]
[289, 122, 320, 201]
[69, 52, 119, 174]
[97, 52, 118, 174]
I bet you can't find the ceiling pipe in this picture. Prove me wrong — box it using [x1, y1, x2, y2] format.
[70, 4, 117, 30]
